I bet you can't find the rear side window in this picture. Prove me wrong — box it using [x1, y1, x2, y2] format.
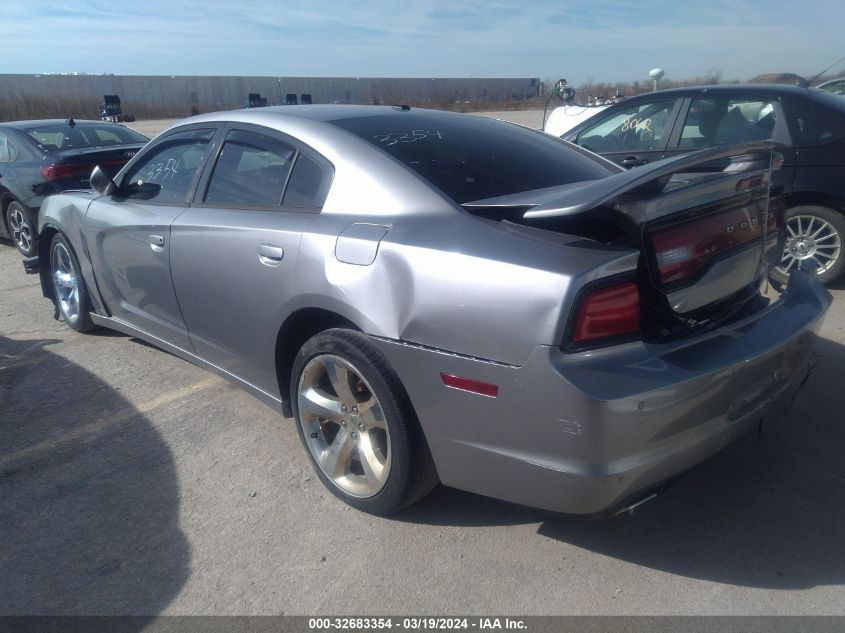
[205, 130, 296, 206]
[678, 99, 776, 149]
[122, 128, 214, 204]
[24, 123, 148, 150]
[283, 154, 330, 208]
[787, 96, 845, 146]
[330, 113, 612, 204]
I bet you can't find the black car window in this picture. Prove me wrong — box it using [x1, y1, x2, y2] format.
[0, 131, 17, 162]
[122, 128, 215, 204]
[819, 80, 845, 96]
[283, 153, 330, 208]
[331, 113, 612, 204]
[678, 99, 776, 149]
[576, 100, 676, 153]
[787, 96, 845, 146]
[205, 130, 296, 206]
[25, 123, 148, 151]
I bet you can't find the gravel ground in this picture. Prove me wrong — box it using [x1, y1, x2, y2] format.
[1, 112, 844, 615]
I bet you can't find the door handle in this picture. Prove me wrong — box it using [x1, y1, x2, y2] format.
[620, 156, 648, 168]
[257, 244, 284, 267]
[149, 234, 165, 252]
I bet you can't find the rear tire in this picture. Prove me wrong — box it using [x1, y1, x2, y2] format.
[772, 205, 845, 284]
[49, 233, 96, 333]
[291, 328, 438, 515]
[5, 201, 37, 257]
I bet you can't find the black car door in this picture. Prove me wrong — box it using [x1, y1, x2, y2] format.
[566, 98, 683, 168]
[782, 94, 845, 200]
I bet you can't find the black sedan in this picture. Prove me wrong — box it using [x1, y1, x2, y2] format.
[0, 119, 148, 256]
[561, 84, 845, 283]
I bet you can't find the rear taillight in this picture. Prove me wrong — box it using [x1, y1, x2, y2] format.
[650, 205, 766, 285]
[39, 162, 78, 181]
[571, 280, 640, 344]
[40, 159, 127, 182]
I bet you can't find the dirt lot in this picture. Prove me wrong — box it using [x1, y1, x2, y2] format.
[1, 112, 844, 615]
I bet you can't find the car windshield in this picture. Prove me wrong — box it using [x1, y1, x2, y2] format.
[24, 123, 148, 151]
[330, 113, 613, 204]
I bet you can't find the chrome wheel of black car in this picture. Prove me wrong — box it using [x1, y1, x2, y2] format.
[773, 206, 845, 284]
[5, 201, 35, 257]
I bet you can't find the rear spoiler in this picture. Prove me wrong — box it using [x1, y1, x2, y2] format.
[463, 142, 784, 223]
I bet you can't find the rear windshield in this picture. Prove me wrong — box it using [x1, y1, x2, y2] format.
[330, 113, 613, 204]
[24, 123, 148, 151]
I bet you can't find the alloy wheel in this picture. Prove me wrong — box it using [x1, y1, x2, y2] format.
[297, 354, 391, 498]
[51, 242, 81, 324]
[8, 206, 33, 254]
[778, 214, 842, 276]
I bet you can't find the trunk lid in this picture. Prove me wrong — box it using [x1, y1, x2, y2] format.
[464, 142, 787, 340]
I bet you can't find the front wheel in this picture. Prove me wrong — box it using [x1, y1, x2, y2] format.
[50, 233, 96, 332]
[5, 201, 36, 257]
[772, 205, 845, 284]
[291, 329, 438, 515]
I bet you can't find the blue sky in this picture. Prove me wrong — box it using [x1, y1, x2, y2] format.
[1, 0, 842, 83]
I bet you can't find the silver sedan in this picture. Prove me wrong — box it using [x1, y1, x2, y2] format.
[30, 106, 829, 515]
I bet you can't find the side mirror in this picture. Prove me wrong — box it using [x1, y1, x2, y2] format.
[90, 165, 117, 196]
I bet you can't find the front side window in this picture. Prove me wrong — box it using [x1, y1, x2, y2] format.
[0, 131, 17, 162]
[577, 100, 676, 153]
[204, 130, 296, 206]
[678, 99, 776, 149]
[122, 128, 214, 204]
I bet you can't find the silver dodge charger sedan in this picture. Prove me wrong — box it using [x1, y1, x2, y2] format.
[27, 105, 830, 516]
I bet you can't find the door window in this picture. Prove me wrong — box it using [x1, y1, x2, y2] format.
[122, 128, 215, 203]
[678, 99, 776, 149]
[576, 100, 676, 153]
[204, 129, 296, 206]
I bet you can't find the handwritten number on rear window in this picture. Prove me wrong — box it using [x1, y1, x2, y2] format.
[373, 129, 443, 146]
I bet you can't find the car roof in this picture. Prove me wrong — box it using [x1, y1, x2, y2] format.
[0, 119, 119, 129]
[187, 104, 466, 125]
[623, 83, 815, 100]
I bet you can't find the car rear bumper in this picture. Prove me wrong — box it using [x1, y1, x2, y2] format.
[371, 267, 830, 514]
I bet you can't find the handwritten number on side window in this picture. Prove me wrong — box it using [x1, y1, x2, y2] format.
[621, 117, 653, 133]
[143, 158, 180, 183]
